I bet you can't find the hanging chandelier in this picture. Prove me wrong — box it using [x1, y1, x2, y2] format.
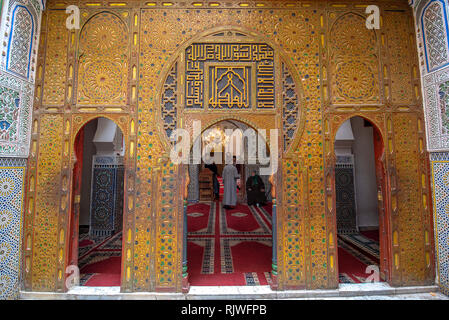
[203, 127, 229, 150]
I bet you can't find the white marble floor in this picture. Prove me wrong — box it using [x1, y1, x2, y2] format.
[20, 283, 448, 300]
[285, 292, 448, 300]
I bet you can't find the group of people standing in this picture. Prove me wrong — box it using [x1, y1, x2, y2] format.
[205, 155, 267, 209]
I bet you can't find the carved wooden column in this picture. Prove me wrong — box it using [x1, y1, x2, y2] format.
[182, 168, 190, 293]
[269, 174, 278, 290]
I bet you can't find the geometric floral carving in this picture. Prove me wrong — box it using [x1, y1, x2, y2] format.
[282, 159, 305, 287]
[77, 12, 128, 105]
[281, 22, 307, 49]
[42, 11, 68, 106]
[281, 62, 300, 151]
[419, 3, 449, 294]
[0, 1, 41, 158]
[385, 11, 415, 105]
[31, 114, 63, 291]
[393, 113, 426, 283]
[335, 61, 376, 100]
[422, 0, 449, 72]
[80, 13, 128, 54]
[329, 13, 380, 104]
[161, 62, 178, 139]
[80, 61, 125, 102]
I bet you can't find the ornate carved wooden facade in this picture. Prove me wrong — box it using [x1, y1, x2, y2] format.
[23, 0, 435, 293]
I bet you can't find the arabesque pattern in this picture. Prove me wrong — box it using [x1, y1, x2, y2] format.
[329, 12, 380, 104]
[7, 5, 33, 79]
[0, 158, 26, 300]
[422, 0, 449, 72]
[77, 12, 129, 105]
[430, 152, 449, 296]
[282, 62, 300, 152]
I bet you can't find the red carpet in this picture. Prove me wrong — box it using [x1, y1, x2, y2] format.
[337, 230, 381, 284]
[77, 215, 380, 286]
[338, 245, 372, 283]
[360, 230, 380, 242]
[78, 209, 380, 286]
[217, 177, 224, 195]
[187, 201, 273, 286]
[78, 232, 122, 286]
[217, 176, 240, 199]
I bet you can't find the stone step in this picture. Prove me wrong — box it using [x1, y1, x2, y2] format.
[20, 283, 444, 300]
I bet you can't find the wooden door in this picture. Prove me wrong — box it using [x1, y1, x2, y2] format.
[373, 127, 391, 282]
[67, 127, 84, 269]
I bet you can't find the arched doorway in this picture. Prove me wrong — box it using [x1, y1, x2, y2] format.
[333, 116, 390, 284]
[154, 26, 304, 291]
[67, 117, 126, 287]
[185, 119, 274, 287]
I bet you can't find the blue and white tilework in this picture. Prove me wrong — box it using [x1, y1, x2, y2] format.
[0, 0, 43, 158]
[430, 152, 449, 295]
[0, 0, 42, 82]
[0, 157, 26, 300]
[413, 1, 449, 151]
[0, 73, 33, 157]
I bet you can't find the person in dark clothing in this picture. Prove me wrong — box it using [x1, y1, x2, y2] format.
[246, 170, 267, 206]
[205, 162, 219, 200]
[233, 156, 241, 191]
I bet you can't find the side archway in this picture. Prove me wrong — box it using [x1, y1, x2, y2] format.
[328, 114, 392, 286]
[65, 115, 130, 290]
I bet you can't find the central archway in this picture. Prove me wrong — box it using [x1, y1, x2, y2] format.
[185, 119, 274, 287]
[155, 27, 306, 291]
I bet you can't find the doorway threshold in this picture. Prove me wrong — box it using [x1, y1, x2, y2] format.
[19, 283, 442, 300]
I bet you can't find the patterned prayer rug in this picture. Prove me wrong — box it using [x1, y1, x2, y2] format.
[187, 202, 216, 235]
[337, 232, 381, 284]
[79, 273, 97, 286]
[339, 273, 357, 284]
[264, 272, 273, 286]
[339, 232, 380, 259]
[338, 241, 371, 284]
[78, 231, 122, 286]
[244, 272, 260, 286]
[219, 204, 272, 235]
[187, 202, 273, 286]
[78, 233, 97, 257]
